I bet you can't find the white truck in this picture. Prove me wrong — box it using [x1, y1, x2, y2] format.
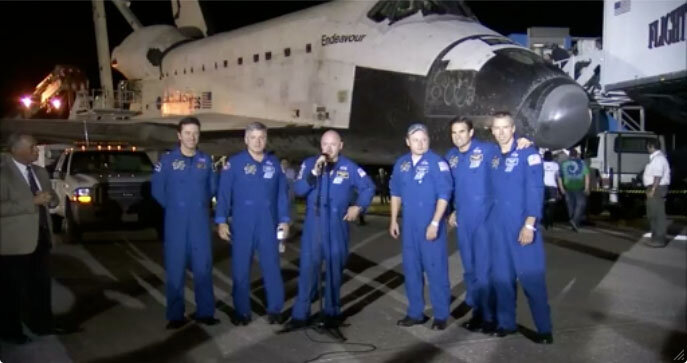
[49, 144, 162, 242]
[584, 131, 665, 217]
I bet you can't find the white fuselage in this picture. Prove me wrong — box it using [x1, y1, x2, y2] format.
[118, 1, 521, 130]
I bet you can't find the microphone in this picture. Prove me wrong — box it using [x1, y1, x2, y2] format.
[316, 153, 330, 175]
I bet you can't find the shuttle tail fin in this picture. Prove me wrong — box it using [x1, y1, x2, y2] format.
[171, 0, 207, 38]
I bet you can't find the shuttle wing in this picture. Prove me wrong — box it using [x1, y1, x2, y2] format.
[0, 115, 332, 161]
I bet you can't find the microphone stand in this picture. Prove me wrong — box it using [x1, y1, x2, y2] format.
[313, 162, 347, 341]
[279, 160, 346, 341]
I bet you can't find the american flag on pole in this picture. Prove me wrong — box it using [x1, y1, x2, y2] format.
[201, 92, 212, 109]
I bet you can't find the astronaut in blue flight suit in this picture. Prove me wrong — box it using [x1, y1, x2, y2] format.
[215, 122, 290, 326]
[445, 117, 500, 334]
[389, 123, 453, 330]
[285, 130, 375, 330]
[151, 117, 219, 329]
[489, 112, 553, 344]
[445, 117, 532, 334]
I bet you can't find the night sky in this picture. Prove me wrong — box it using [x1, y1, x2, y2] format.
[0, 0, 603, 117]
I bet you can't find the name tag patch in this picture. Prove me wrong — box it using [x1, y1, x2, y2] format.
[415, 165, 429, 182]
[263, 165, 275, 179]
[505, 157, 519, 172]
[469, 153, 483, 169]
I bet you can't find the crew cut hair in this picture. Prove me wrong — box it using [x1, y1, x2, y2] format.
[450, 116, 473, 131]
[177, 117, 201, 132]
[492, 111, 514, 125]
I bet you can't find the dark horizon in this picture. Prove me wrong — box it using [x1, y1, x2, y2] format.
[0, 0, 604, 117]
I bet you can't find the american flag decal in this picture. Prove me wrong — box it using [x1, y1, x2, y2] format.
[614, 0, 630, 15]
[201, 92, 212, 109]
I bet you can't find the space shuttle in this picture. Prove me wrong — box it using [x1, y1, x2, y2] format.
[3, 0, 591, 163]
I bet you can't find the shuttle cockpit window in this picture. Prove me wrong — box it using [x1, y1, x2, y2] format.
[367, 0, 476, 24]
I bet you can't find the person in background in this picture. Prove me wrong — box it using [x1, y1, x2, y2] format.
[557, 149, 589, 231]
[281, 158, 297, 224]
[642, 139, 671, 248]
[542, 151, 560, 229]
[377, 168, 390, 205]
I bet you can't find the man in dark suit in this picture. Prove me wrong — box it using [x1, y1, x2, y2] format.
[1, 133, 61, 344]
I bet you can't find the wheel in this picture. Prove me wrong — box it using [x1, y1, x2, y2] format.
[62, 201, 82, 244]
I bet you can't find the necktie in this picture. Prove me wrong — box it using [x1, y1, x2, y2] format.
[26, 165, 49, 231]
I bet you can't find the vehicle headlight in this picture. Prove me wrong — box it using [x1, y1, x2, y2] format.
[72, 187, 92, 204]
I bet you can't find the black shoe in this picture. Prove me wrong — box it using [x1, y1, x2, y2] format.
[166, 319, 189, 330]
[533, 332, 554, 344]
[283, 318, 307, 331]
[480, 321, 497, 335]
[494, 328, 517, 337]
[323, 315, 344, 328]
[431, 319, 447, 330]
[193, 316, 220, 326]
[1, 332, 31, 345]
[267, 313, 285, 325]
[230, 314, 251, 326]
[460, 317, 483, 332]
[396, 316, 427, 327]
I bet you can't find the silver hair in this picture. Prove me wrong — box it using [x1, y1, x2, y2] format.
[245, 122, 267, 136]
[406, 123, 428, 137]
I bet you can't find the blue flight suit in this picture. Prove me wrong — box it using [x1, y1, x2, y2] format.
[445, 140, 498, 323]
[151, 147, 217, 321]
[489, 143, 552, 334]
[215, 150, 290, 319]
[390, 151, 453, 321]
[291, 156, 375, 320]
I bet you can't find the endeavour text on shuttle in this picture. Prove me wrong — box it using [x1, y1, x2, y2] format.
[321, 33, 367, 46]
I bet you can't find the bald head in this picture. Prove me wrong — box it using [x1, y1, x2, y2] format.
[320, 130, 343, 161]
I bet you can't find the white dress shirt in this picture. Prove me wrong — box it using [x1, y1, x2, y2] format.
[642, 150, 671, 187]
[12, 158, 42, 191]
[543, 161, 559, 188]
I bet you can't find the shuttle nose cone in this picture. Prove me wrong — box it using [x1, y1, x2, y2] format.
[535, 84, 591, 148]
